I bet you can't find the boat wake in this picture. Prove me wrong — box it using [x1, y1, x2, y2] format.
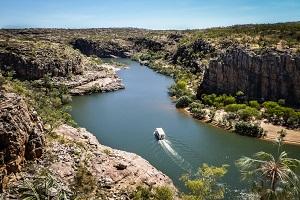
[158, 139, 192, 173]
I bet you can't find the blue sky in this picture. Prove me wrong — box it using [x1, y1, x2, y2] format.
[0, 0, 300, 29]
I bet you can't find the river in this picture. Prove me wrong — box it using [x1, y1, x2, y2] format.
[70, 59, 300, 198]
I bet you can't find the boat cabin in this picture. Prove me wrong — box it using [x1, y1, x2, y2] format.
[154, 128, 166, 140]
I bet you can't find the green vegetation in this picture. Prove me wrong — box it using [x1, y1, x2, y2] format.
[71, 164, 97, 199]
[132, 186, 174, 200]
[234, 121, 264, 137]
[180, 164, 228, 200]
[236, 139, 300, 199]
[263, 101, 300, 128]
[169, 79, 193, 98]
[248, 100, 260, 109]
[202, 93, 236, 108]
[224, 104, 247, 112]
[237, 106, 261, 121]
[191, 108, 207, 120]
[185, 22, 300, 52]
[18, 171, 69, 200]
[5, 75, 76, 132]
[176, 95, 193, 108]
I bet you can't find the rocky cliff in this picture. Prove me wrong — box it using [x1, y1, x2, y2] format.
[72, 38, 130, 58]
[198, 47, 300, 106]
[0, 40, 84, 80]
[0, 92, 44, 190]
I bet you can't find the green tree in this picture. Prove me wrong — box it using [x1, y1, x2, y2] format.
[181, 164, 228, 200]
[236, 140, 300, 199]
[234, 121, 264, 137]
[176, 96, 192, 108]
[237, 107, 260, 121]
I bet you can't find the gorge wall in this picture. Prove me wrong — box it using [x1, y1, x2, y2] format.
[198, 48, 300, 106]
[0, 92, 44, 190]
[0, 40, 85, 80]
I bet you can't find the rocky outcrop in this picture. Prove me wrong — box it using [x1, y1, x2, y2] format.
[4, 124, 176, 199]
[198, 47, 300, 106]
[53, 125, 176, 192]
[0, 40, 84, 80]
[171, 39, 214, 72]
[0, 92, 44, 189]
[52, 63, 125, 95]
[72, 38, 130, 58]
[129, 37, 163, 51]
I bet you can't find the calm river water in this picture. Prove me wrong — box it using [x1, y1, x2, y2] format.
[70, 59, 300, 197]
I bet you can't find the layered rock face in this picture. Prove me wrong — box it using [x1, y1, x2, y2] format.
[0, 92, 44, 188]
[0, 40, 84, 80]
[73, 38, 130, 58]
[198, 48, 300, 105]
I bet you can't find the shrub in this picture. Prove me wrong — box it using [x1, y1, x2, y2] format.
[224, 104, 247, 112]
[189, 101, 204, 110]
[61, 94, 72, 105]
[133, 186, 152, 200]
[234, 122, 264, 137]
[72, 164, 97, 197]
[181, 164, 228, 200]
[154, 186, 174, 200]
[237, 107, 260, 121]
[18, 171, 69, 199]
[168, 79, 192, 98]
[236, 91, 245, 103]
[191, 108, 207, 120]
[262, 101, 300, 128]
[176, 96, 192, 108]
[249, 100, 260, 109]
[201, 94, 236, 108]
[278, 99, 286, 106]
[133, 186, 174, 200]
[202, 93, 217, 106]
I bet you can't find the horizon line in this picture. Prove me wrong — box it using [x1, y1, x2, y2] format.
[1, 20, 299, 31]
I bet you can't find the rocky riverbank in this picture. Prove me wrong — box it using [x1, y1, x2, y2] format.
[0, 93, 177, 199]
